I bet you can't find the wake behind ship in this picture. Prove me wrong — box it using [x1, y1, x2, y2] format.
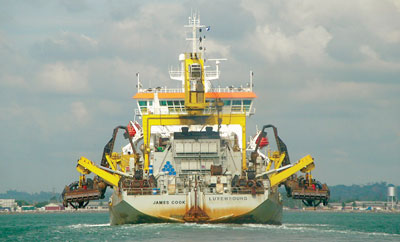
[62, 13, 330, 225]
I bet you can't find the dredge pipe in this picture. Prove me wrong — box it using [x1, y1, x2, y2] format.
[98, 165, 133, 178]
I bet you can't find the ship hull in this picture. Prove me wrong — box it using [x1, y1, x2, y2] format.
[109, 190, 282, 225]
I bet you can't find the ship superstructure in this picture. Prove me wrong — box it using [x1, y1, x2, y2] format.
[62, 13, 329, 225]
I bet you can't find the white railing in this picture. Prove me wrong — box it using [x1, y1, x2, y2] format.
[138, 87, 184, 93]
[169, 70, 220, 80]
[169, 70, 184, 80]
[136, 106, 256, 116]
[207, 86, 252, 93]
[138, 86, 252, 94]
[134, 109, 141, 116]
[204, 70, 219, 80]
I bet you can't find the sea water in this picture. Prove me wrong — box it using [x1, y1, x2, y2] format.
[1, 211, 399, 241]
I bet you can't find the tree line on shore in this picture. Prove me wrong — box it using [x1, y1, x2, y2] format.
[1, 182, 397, 207]
[0, 189, 112, 206]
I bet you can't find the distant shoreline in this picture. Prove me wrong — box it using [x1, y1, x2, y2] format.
[0, 209, 108, 215]
[2, 208, 399, 216]
[284, 208, 400, 214]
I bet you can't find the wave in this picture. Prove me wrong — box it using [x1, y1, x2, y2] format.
[244, 223, 399, 237]
[63, 222, 399, 238]
[66, 223, 110, 229]
[182, 223, 233, 229]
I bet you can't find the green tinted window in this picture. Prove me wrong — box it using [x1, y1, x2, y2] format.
[167, 101, 173, 106]
[190, 64, 202, 78]
[160, 101, 167, 106]
[174, 100, 180, 106]
[223, 100, 231, 106]
[138, 101, 147, 106]
[243, 100, 251, 105]
[206, 99, 215, 104]
[232, 100, 241, 105]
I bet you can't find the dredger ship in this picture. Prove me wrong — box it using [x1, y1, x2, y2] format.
[62, 14, 330, 225]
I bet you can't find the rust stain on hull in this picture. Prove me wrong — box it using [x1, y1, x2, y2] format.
[110, 192, 282, 225]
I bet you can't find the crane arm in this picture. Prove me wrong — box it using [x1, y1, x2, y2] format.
[76, 157, 121, 187]
[269, 155, 314, 187]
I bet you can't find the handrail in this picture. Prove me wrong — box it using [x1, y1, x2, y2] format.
[137, 106, 256, 116]
[137, 86, 253, 94]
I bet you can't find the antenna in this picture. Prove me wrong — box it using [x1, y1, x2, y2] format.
[184, 11, 205, 53]
[136, 72, 142, 91]
[250, 70, 254, 91]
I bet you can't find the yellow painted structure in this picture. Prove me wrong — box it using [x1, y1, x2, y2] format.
[269, 155, 315, 187]
[266, 152, 286, 171]
[76, 157, 120, 187]
[77, 52, 317, 190]
[184, 52, 207, 112]
[105, 153, 132, 173]
[141, 113, 248, 171]
[139, 52, 250, 172]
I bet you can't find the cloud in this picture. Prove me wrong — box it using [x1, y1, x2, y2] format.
[1, 1, 400, 192]
[96, 99, 124, 116]
[251, 24, 332, 63]
[380, 30, 400, 44]
[84, 57, 170, 91]
[69, 101, 90, 125]
[0, 74, 28, 89]
[292, 79, 384, 103]
[242, 0, 400, 69]
[38, 62, 89, 94]
[0, 103, 24, 121]
[102, 2, 185, 56]
[202, 39, 231, 58]
[357, 45, 400, 71]
[0, 103, 50, 138]
[32, 31, 99, 61]
[59, 0, 89, 13]
[0, 31, 28, 75]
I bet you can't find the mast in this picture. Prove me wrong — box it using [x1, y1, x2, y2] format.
[183, 12, 207, 114]
[185, 12, 205, 54]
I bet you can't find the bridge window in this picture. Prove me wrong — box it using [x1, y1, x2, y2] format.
[138, 100, 148, 112]
[232, 100, 242, 112]
[189, 64, 202, 79]
[159, 100, 186, 113]
[243, 100, 251, 105]
[223, 100, 231, 106]
[232, 100, 242, 106]
[243, 100, 252, 111]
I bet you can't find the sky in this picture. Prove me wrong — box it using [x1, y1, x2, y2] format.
[0, 0, 399, 193]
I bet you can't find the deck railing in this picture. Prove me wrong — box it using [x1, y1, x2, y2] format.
[137, 86, 252, 94]
[135, 106, 255, 117]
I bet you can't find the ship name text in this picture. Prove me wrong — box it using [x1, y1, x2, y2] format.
[153, 200, 185, 205]
[208, 196, 248, 201]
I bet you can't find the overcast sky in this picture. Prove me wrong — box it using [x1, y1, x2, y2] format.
[1, 0, 399, 193]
